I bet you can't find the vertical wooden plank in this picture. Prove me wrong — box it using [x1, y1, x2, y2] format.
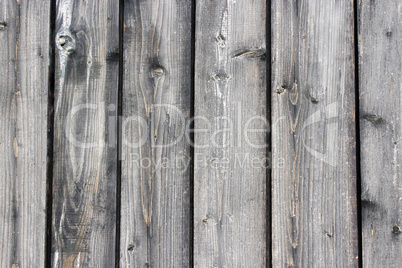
[120, 0, 192, 266]
[359, 1, 402, 266]
[0, 1, 49, 267]
[194, 1, 267, 267]
[271, 0, 358, 267]
[51, 0, 119, 266]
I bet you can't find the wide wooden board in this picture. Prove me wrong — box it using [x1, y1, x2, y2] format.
[120, 0, 192, 266]
[194, 0, 268, 267]
[271, 0, 359, 266]
[51, 0, 119, 266]
[0, 0, 50, 267]
[359, 0, 402, 266]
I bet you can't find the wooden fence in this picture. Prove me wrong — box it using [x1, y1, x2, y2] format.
[0, 0, 400, 267]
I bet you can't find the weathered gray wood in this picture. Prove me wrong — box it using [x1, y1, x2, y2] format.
[0, 0, 49, 267]
[120, 0, 192, 266]
[271, 0, 358, 266]
[358, 1, 402, 266]
[194, 1, 267, 267]
[51, 0, 119, 266]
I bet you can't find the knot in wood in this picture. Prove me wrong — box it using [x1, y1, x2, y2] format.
[57, 35, 75, 53]
[392, 225, 401, 234]
[0, 22, 7, 30]
[216, 33, 225, 47]
[233, 48, 266, 59]
[127, 244, 135, 251]
[276, 86, 286, 94]
[149, 66, 164, 78]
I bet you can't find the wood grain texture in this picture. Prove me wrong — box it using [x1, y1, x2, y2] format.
[358, 1, 402, 266]
[120, 0, 192, 267]
[271, 0, 358, 267]
[0, 0, 49, 267]
[194, 1, 267, 267]
[51, 0, 119, 266]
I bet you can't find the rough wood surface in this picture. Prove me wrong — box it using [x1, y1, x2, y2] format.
[51, 0, 119, 266]
[194, 1, 268, 267]
[271, 0, 358, 267]
[0, 1, 49, 267]
[358, 1, 402, 266]
[120, 0, 192, 266]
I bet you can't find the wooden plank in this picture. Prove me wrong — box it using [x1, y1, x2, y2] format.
[0, 0, 50, 267]
[271, 0, 358, 266]
[193, 1, 267, 267]
[0, 0, 49, 267]
[120, 0, 192, 266]
[51, 0, 119, 266]
[358, 1, 402, 266]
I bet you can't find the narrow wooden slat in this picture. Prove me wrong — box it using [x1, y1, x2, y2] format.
[120, 0, 192, 266]
[51, 0, 119, 266]
[271, 0, 358, 266]
[359, 1, 402, 266]
[0, 0, 49, 266]
[194, 1, 267, 267]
